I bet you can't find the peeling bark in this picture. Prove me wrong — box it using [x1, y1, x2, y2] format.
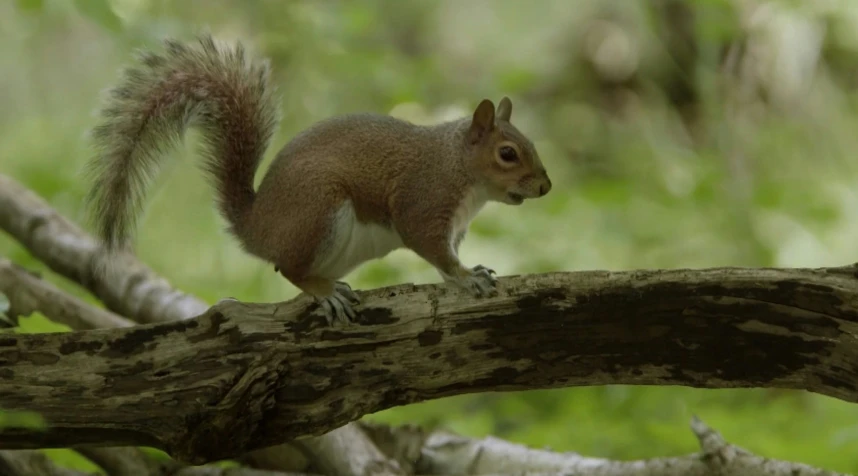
[0, 264, 856, 463]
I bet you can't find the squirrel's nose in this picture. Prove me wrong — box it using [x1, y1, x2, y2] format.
[539, 178, 552, 197]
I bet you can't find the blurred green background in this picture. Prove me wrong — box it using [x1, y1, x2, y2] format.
[2, 0, 858, 473]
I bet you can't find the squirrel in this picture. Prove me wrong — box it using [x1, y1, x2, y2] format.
[84, 34, 552, 325]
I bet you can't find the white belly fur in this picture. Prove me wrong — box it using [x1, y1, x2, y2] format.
[451, 185, 489, 242]
[312, 201, 404, 279]
[312, 186, 490, 280]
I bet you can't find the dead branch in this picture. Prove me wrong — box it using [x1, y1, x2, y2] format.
[0, 258, 133, 330]
[0, 262, 855, 463]
[404, 416, 846, 475]
[0, 174, 205, 324]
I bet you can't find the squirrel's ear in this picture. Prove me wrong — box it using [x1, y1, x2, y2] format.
[497, 96, 512, 122]
[469, 99, 496, 143]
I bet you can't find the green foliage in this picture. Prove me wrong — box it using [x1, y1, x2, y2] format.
[41, 449, 105, 474]
[14, 0, 44, 13]
[2, 0, 858, 473]
[0, 409, 46, 430]
[72, 0, 123, 32]
[14, 313, 73, 334]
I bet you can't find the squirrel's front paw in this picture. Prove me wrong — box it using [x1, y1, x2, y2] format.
[445, 264, 498, 298]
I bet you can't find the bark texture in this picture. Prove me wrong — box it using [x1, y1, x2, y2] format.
[0, 264, 856, 463]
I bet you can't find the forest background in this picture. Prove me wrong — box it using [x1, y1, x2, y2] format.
[1, 0, 857, 473]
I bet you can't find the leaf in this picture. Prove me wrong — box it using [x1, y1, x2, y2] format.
[72, 0, 123, 32]
[15, 313, 73, 334]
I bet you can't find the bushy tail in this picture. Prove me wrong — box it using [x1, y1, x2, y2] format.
[84, 34, 280, 251]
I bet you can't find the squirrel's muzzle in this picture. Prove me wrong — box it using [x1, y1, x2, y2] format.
[539, 176, 552, 197]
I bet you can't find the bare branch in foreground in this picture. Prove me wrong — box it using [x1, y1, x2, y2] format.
[405, 416, 847, 475]
[0, 262, 856, 463]
[0, 173, 403, 474]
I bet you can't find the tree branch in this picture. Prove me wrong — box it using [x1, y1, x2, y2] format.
[0, 263, 855, 463]
[0, 174, 206, 324]
[407, 416, 847, 475]
[0, 258, 133, 330]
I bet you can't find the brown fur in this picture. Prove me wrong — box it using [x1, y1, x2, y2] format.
[85, 35, 551, 324]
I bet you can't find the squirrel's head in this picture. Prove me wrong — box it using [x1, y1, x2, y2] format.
[466, 97, 551, 205]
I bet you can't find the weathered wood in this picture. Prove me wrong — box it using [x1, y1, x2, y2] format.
[0, 266, 857, 463]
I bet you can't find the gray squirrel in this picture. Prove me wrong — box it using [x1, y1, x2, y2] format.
[85, 35, 552, 325]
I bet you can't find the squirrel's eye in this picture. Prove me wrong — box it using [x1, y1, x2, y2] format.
[499, 146, 518, 162]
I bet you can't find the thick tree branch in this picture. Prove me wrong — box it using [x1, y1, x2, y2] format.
[0, 264, 856, 463]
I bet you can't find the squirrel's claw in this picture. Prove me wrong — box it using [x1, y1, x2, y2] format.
[319, 282, 360, 325]
[334, 281, 361, 304]
[472, 264, 497, 277]
[445, 264, 499, 298]
[320, 291, 357, 326]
